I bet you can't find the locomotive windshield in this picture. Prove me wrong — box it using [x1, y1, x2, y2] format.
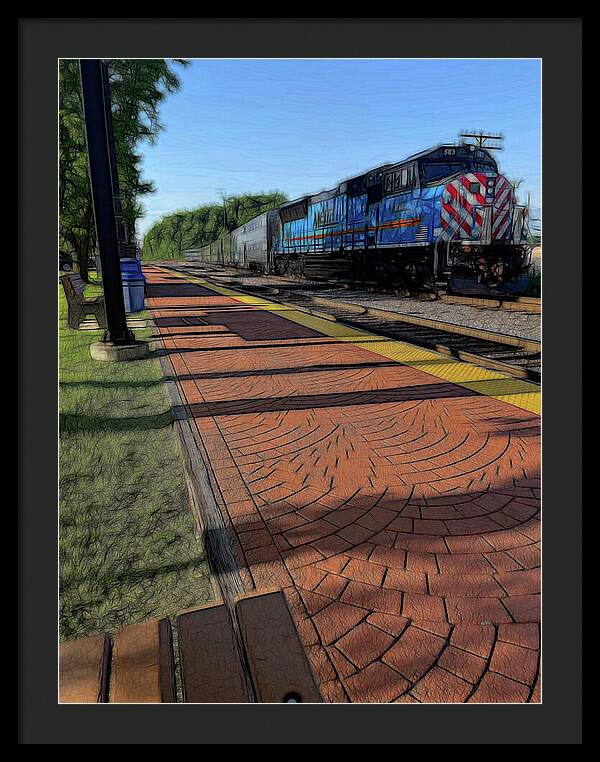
[419, 155, 497, 184]
[421, 162, 468, 183]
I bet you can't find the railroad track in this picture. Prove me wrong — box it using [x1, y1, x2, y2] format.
[439, 293, 540, 313]
[161, 262, 541, 382]
[180, 257, 541, 313]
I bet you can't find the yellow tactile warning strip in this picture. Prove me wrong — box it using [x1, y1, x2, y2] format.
[157, 267, 540, 415]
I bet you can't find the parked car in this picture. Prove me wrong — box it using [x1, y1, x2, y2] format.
[59, 252, 97, 273]
[59, 251, 73, 272]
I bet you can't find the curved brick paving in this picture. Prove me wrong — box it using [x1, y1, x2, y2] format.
[146, 267, 541, 704]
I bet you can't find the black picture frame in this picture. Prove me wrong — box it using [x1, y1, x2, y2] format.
[19, 17, 581, 745]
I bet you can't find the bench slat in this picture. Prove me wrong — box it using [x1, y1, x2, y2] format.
[110, 618, 175, 703]
[69, 275, 87, 296]
[177, 602, 250, 703]
[61, 274, 98, 302]
[235, 590, 322, 703]
[159, 618, 177, 703]
[59, 633, 110, 703]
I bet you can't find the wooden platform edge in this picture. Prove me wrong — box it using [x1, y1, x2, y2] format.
[149, 312, 249, 604]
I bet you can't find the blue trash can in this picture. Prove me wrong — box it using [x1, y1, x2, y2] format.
[121, 271, 133, 313]
[120, 258, 146, 313]
[128, 278, 146, 312]
[120, 258, 144, 281]
[121, 271, 146, 313]
[120, 257, 140, 272]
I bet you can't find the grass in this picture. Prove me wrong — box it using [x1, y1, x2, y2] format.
[59, 281, 212, 642]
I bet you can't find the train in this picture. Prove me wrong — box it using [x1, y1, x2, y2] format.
[183, 141, 534, 295]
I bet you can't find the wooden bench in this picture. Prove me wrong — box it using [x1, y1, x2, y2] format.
[61, 273, 107, 330]
[59, 592, 322, 703]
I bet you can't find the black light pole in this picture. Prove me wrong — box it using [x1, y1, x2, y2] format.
[100, 60, 128, 252]
[80, 59, 133, 346]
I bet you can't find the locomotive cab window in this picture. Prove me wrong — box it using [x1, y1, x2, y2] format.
[383, 164, 416, 195]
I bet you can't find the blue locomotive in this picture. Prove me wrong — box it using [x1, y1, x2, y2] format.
[187, 141, 533, 295]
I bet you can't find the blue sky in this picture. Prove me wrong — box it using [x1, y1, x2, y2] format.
[137, 58, 541, 238]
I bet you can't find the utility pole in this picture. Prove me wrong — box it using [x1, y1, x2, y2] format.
[216, 188, 228, 231]
[80, 59, 145, 358]
[459, 131, 504, 151]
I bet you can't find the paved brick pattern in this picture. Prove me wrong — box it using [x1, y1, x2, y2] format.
[145, 267, 541, 703]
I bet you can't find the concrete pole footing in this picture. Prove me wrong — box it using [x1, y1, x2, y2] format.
[90, 340, 150, 362]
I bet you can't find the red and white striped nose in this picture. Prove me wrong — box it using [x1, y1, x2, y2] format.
[440, 172, 515, 243]
[491, 175, 515, 241]
[440, 172, 492, 240]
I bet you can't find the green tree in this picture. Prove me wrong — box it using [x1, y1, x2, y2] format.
[143, 192, 288, 261]
[59, 59, 187, 281]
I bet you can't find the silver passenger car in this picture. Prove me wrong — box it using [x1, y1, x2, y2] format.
[231, 210, 278, 271]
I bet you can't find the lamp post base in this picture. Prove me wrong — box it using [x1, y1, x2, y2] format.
[90, 340, 150, 362]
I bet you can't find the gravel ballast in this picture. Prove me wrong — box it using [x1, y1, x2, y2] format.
[297, 288, 541, 343]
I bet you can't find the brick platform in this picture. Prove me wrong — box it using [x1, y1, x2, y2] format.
[145, 266, 541, 704]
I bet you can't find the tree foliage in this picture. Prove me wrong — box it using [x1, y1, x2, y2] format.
[59, 59, 186, 280]
[142, 192, 288, 261]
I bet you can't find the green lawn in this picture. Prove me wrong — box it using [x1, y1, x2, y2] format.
[59, 283, 212, 641]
